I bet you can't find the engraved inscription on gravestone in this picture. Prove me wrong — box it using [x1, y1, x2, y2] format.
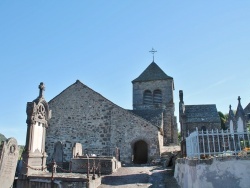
[0, 138, 19, 188]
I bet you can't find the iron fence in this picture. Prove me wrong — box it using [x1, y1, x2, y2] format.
[186, 128, 250, 159]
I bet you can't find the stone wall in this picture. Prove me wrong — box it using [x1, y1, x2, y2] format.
[175, 157, 250, 188]
[17, 173, 101, 188]
[46, 81, 161, 164]
[185, 122, 221, 136]
[132, 79, 177, 145]
[133, 80, 174, 110]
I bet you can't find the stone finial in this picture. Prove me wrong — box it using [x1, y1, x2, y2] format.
[229, 104, 232, 110]
[179, 90, 183, 103]
[38, 82, 45, 98]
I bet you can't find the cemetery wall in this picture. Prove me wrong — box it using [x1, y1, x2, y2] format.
[174, 157, 250, 188]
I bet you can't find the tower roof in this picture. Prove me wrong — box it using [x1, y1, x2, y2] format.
[228, 105, 235, 121]
[132, 62, 173, 83]
[235, 96, 245, 118]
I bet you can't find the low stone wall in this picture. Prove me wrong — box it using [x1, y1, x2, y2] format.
[71, 156, 121, 174]
[174, 157, 250, 188]
[17, 173, 101, 188]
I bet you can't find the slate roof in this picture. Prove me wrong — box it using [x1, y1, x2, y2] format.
[235, 97, 244, 117]
[184, 105, 220, 123]
[132, 62, 173, 83]
[244, 103, 250, 121]
[244, 103, 250, 115]
[129, 109, 164, 128]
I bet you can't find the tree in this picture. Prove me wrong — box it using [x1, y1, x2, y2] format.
[218, 111, 227, 130]
[0, 133, 7, 143]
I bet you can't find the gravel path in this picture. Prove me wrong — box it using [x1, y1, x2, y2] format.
[98, 165, 180, 188]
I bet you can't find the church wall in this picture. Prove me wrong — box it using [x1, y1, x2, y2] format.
[172, 116, 178, 144]
[163, 105, 177, 145]
[185, 122, 221, 136]
[110, 107, 161, 163]
[46, 81, 160, 164]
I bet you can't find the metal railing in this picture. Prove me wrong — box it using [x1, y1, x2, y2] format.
[186, 127, 250, 159]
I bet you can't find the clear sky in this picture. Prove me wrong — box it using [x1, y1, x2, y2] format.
[0, 1, 250, 145]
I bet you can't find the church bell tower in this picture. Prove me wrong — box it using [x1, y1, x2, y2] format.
[131, 49, 177, 145]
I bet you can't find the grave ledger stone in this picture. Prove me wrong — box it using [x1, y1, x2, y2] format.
[0, 138, 19, 188]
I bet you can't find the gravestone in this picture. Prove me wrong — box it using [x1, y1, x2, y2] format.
[0, 138, 19, 188]
[53, 141, 63, 163]
[73, 142, 83, 157]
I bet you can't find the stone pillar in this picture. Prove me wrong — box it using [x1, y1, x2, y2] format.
[20, 82, 51, 176]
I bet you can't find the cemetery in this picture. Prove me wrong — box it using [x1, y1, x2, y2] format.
[0, 64, 249, 188]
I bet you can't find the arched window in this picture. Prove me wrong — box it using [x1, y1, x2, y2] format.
[143, 90, 152, 105]
[153, 89, 162, 104]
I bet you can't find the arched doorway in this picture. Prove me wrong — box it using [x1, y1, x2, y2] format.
[133, 140, 148, 164]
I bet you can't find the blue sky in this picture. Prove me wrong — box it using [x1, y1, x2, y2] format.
[0, 1, 250, 145]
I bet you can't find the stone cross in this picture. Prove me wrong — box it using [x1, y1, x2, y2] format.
[149, 48, 157, 62]
[39, 82, 45, 98]
[238, 96, 241, 103]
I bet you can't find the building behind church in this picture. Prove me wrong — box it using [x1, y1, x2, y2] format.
[45, 61, 178, 164]
[179, 90, 221, 156]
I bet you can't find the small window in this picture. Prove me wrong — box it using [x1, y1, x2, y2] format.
[153, 89, 162, 104]
[143, 90, 152, 105]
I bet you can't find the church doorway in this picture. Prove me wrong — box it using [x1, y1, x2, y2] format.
[133, 140, 148, 164]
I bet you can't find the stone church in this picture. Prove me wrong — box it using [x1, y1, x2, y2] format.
[45, 61, 178, 164]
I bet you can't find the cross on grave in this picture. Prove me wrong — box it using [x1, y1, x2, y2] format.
[39, 82, 45, 98]
[149, 48, 157, 62]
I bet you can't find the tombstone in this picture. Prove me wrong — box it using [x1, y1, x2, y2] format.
[53, 141, 63, 163]
[0, 138, 19, 188]
[20, 82, 51, 176]
[72, 142, 83, 158]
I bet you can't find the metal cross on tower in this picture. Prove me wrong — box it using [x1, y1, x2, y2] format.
[149, 48, 157, 62]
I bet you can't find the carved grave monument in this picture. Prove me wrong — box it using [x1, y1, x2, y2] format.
[0, 138, 19, 188]
[20, 82, 51, 175]
[17, 82, 102, 188]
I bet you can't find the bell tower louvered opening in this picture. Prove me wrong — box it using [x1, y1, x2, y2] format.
[143, 90, 152, 105]
[153, 89, 162, 104]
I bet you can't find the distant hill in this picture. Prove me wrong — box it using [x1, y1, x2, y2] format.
[0, 133, 7, 143]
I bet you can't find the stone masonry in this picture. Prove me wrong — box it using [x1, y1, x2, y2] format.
[132, 62, 178, 145]
[46, 80, 162, 164]
[45, 62, 178, 164]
